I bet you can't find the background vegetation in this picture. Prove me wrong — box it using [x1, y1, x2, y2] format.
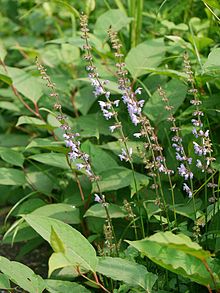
[1, 0, 220, 292]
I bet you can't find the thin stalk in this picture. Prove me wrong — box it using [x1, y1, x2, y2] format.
[205, 173, 208, 249]
[136, 0, 143, 45]
[82, 20, 145, 238]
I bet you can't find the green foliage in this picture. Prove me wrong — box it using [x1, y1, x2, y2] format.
[97, 257, 157, 291]
[127, 231, 220, 289]
[1, 0, 220, 292]
[0, 256, 45, 292]
[24, 215, 98, 274]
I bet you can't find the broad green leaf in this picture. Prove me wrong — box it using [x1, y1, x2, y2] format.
[172, 199, 202, 221]
[15, 198, 45, 215]
[143, 79, 187, 123]
[31, 203, 80, 224]
[161, 20, 188, 31]
[81, 141, 118, 173]
[0, 168, 25, 186]
[139, 67, 187, 79]
[204, 48, 220, 70]
[6, 67, 43, 103]
[3, 223, 39, 244]
[92, 167, 149, 194]
[70, 113, 113, 139]
[0, 273, 10, 289]
[127, 231, 220, 289]
[45, 279, 90, 293]
[101, 141, 144, 164]
[26, 172, 54, 194]
[0, 101, 20, 112]
[50, 226, 65, 253]
[97, 257, 157, 291]
[0, 147, 24, 167]
[24, 215, 98, 273]
[29, 152, 69, 169]
[84, 203, 127, 218]
[75, 86, 97, 115]
[0, 134, 29, 147]
[0, 69, 12, 85]
[94, 9, 131, 38]
[0, 256, 45, 293]
[48, 252, 73, 277]
[125, 39, 166, 79]
[0, 73, 12, 85]
[16, 116, 51, 129]
[25, 137, 65, 152]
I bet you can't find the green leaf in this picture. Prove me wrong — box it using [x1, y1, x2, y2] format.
[0, 147, 24, 167]
[16, 116, 50, 129]
[81, 141, 118, 173]
[127, 231, 220, 289]
[204, 48, 220, 71]
[101, 141, 144, 164]
[25, 137, 65, 152]
[0, 273, 10, 289]
[31, 203, 80, 224]
[29, 152, 69, 169]
[125, 39, 166, 79]
[26, 172, 54, 194]
[143, 79, 187, 123]
[84, 203, 127, 218]
[0, 101, 20, 112]
[6, 67, 43, 103]
[0, 73, 12, 85]
[70, 113, 113, 139]
[97, 257, 157, 291]
[0, 168, 25, 186]
[0, 256, 45, 293]
[45, 279, 91, 293]
[94, 9, 131, 38]
[75, 86, 97, 115]
[92, 167, 149, 194]
[50, 226, 65, 253]
[24, 215, 98, 274]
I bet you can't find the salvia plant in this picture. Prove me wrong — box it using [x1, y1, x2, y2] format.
[0, 1, 220, 293]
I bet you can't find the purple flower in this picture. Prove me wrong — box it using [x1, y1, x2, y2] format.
[76, 163, 84, 170]
[109, 125, 117, 133]
[94, 194, 102, 203]
[192, 128, 198, 138]
[69, 151, 79, 160]
[191, 119, 203, 127]
[135, 87, 142, 95]
[119, 148, 132, 161]
[183, 183, 192, 198]
[105, 91, 110, 98]
[176, 153, 183, 161]
[130, 113, 139, 126]
[113, 100, 120, 107]
[193, 142, 204, 156]
[178, 164, 193, 180]
[187, 157, 192, 164]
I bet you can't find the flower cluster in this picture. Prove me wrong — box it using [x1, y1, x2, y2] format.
[80, 15, 134, 163]
[36, 58, 99, 183]
[158, 86, 193, 198]
[122, 89, 145, 126]
[184, 53, 216, 176]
